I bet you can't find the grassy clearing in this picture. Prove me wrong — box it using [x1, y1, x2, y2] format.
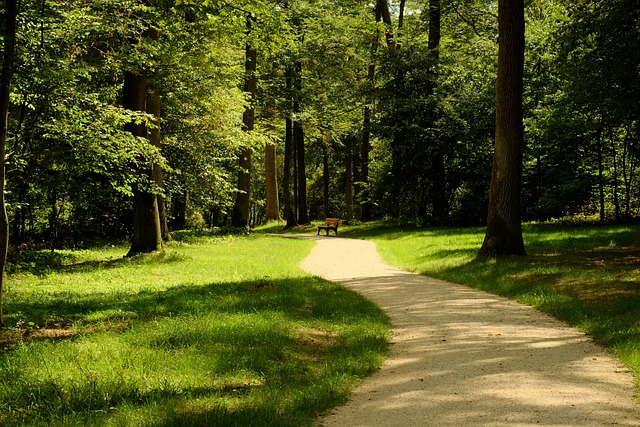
[0, 234, 389, 426]
[340, 221, 640, 386]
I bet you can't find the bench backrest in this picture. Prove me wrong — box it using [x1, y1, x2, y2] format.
[324, 218, 340, 226]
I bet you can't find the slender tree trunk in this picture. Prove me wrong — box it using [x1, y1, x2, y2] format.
[621, 127, 633, 219]
[428, 0, 449, 224]
[612, 135, 621, 221]
[361, 101, 372, 221]
[479, 0, 526, 257]
[283, 110, 297, 227]
[596, 119, 605, 222]
[232, 15, 257, 228]
[265, 142, 280, 221]
[172, 191, 187, 230]
[294, 61, 309, 224]
[264, 101, 280, 222]
[323, 147, 330, 218]
[292, 115, 299, 221]
[361, 38, 377, 222]
[345, 135, 354, 221]
[0, 0, 17, 327]
[146, 88, 170, 240]
[125, 71, 163, 256]
[377, 0, 394, 47]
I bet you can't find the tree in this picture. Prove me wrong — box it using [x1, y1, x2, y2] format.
[479, 0, 526, 256]
[232, 14, 257, 228]
[0, 0, 17, 326]
[124, 69, 163, 256]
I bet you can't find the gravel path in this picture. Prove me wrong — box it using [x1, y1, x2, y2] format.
[297, 236, 640, 427]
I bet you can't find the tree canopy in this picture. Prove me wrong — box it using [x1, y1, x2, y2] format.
[0, 0, 638, 252]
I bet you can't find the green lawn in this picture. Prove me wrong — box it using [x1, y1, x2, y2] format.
[340, 221, 640, 387]
[0, 233, 389, 427]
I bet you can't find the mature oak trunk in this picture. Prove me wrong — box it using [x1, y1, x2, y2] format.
[0, 0, 17, 327]
[479, 0, 526, 256]
[232, 15, 257, 228]
[125, 71, 163, 256]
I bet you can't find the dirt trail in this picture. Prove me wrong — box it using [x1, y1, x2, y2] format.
[297, 236, 640, 427]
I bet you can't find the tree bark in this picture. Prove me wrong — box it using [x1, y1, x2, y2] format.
[283, 103, 297, 227]
[125, 71, 163, 256]
[264, 142, 280, 221]
[479, 0, 526, 257]
[345, 135, 354, 221]
[0, 0, 17, 327]
[428, 0, 449, 224]
[361, 101, 372, 221]
[294, 61, 309, 224]
[264, 100, 280, 222]
[323, 147, 330, 219]
[595, 118, 605, 221]
[377, 0, 394, 47]
[146, 89, 170, 240]
[171, 191, 187, 230]
[232, 15, 257, 228]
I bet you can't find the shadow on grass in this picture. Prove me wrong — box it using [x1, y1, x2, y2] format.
[0, 274, 388, 427]
[432, 245, 640, 354]
[4, 273, 387, 339]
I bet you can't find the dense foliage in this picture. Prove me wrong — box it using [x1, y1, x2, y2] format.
[1, 0, 638, 251]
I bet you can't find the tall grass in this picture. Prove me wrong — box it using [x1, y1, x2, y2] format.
[0, 234, 389, 426]
[342, 221, 640, 386]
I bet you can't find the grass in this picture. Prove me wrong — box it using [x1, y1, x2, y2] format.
[0, 234, 389, 426]
[339, 221, 640, 386]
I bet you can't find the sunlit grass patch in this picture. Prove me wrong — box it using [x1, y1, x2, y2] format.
[0, 235, 389, 426]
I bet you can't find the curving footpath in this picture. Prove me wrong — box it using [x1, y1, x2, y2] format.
[297, 236, 640, 427]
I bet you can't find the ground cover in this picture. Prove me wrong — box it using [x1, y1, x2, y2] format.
[0, 233, 389, 426]
[340, 221, 640, 387]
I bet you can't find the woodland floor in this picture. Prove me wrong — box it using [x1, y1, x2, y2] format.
[296, 235, 640, 427]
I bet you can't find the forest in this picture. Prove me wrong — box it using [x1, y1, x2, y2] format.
[0, 0, 639, 253]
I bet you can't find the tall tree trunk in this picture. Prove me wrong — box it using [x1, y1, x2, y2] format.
[294, 61, 309, 224]
[612, 135, 621, 221]
[265, 142, 280, 221]
[171, 190, 187, 230]
[361, 23, 378, 222]
[428, 0, 448, 224]
[232, 15, 257, 228]
[377, 0, 394, 47]
[345, 135, 354, 221]
[0, 0, 17, 327]
[146, 88, 170, 240]
[125, 71, 163, 256]
[264, 101, 280, 222]
[361, 98, 372, 221]
[596, 118, 605, 222]
[283, 108, 297, 227]
[479, 0, 526, 257]
[323, 147, 330, 219]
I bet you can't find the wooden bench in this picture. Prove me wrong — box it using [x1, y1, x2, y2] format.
[317, 218, 340, 236]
